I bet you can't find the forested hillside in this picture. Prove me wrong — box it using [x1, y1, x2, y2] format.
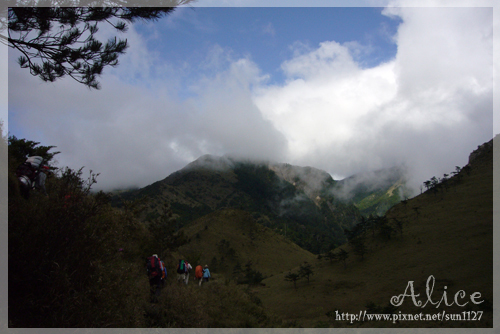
[112, 156, 365, 254]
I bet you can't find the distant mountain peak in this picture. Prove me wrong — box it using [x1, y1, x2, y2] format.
[182, 154, 235, 172]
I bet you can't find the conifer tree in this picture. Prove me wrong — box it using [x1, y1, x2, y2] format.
[8, 135, 60, 165]
[5, 2, 192, 89]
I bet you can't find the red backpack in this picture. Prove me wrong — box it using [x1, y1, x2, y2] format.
[146, 256, 162, 278]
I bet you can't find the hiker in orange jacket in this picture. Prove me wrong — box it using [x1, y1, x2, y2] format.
[195, 265, 203, 286]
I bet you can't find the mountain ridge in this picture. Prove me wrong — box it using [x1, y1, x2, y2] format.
[112, 156, 376, 254]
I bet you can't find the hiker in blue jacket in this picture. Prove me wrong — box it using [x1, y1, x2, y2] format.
[202, 265, 211, 284]
[160, 260, 167, 288]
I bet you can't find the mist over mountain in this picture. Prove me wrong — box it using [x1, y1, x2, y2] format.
[112, 154, 410, 254]
[182, 154, 410, 217]
[332, 166, 411, 216]
[181, 154, 408, 205]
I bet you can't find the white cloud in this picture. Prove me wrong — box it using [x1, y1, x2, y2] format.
[281, 41, 358, 80]
[262, 22, 276, 37]
[8, 24, 286, 191]
[8, 6, 494, 194]
[254, 6, 493, 191]
[254, 41, 398, 163]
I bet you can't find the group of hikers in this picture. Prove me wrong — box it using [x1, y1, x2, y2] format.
[146, 254, 211, 302]
[175, 259, 211, 287]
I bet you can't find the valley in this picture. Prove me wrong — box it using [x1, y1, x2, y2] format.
[135, 136, 494, 328]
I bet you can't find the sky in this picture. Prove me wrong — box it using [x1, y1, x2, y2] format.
[5, 1, 498, 193]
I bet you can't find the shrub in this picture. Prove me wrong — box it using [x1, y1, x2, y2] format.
[9, 165, 153, 327]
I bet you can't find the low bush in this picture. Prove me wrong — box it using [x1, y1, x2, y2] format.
[9, 165, 153, 327]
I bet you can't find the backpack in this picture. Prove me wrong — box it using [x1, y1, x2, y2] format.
[16, 162, 37, 181]
[146, 256, 162, 278]
[16, 156, 44, 183]
[195, 265, 203, 279]
[177, 260, 185, 274]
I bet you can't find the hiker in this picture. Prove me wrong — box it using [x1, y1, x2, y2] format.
[201, 265, 211, 285]
[195, 265, 203, 286]
[146, 254, 163, 302]
[160, 260, 167, 288]
[184, 261, 192, 285]
[176, 259, 187, 284]
[34, 165, 49, 196]
[16, 156, 47, 199]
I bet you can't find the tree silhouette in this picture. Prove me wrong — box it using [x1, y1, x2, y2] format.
[284, 271, 301, 290]
[349, 237, 367, 261]
[430, 176, 439, 195]
[298, 262, 314, 283]
[451, 166, 462, 183]
[423, 180, 432, 192]
[5, 2, 193, 89]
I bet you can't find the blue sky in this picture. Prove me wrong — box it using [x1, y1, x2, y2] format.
[137, 7, 401, 86]
[6, 3, 496, 192]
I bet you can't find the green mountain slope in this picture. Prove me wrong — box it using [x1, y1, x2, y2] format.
[174, 208, 317, 279]
[333, 166, 412, 216]
[251, 137, 494, 328]
[112, 156, 365, 254]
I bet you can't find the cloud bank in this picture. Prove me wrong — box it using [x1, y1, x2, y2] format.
[255, 6, 493, 190]
[8, 6, 494, 193]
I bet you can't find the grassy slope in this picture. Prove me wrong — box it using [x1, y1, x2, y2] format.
[355, 180, 407, 216]
[252, 141, 493, 328]
[175, 208, 317, 278]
